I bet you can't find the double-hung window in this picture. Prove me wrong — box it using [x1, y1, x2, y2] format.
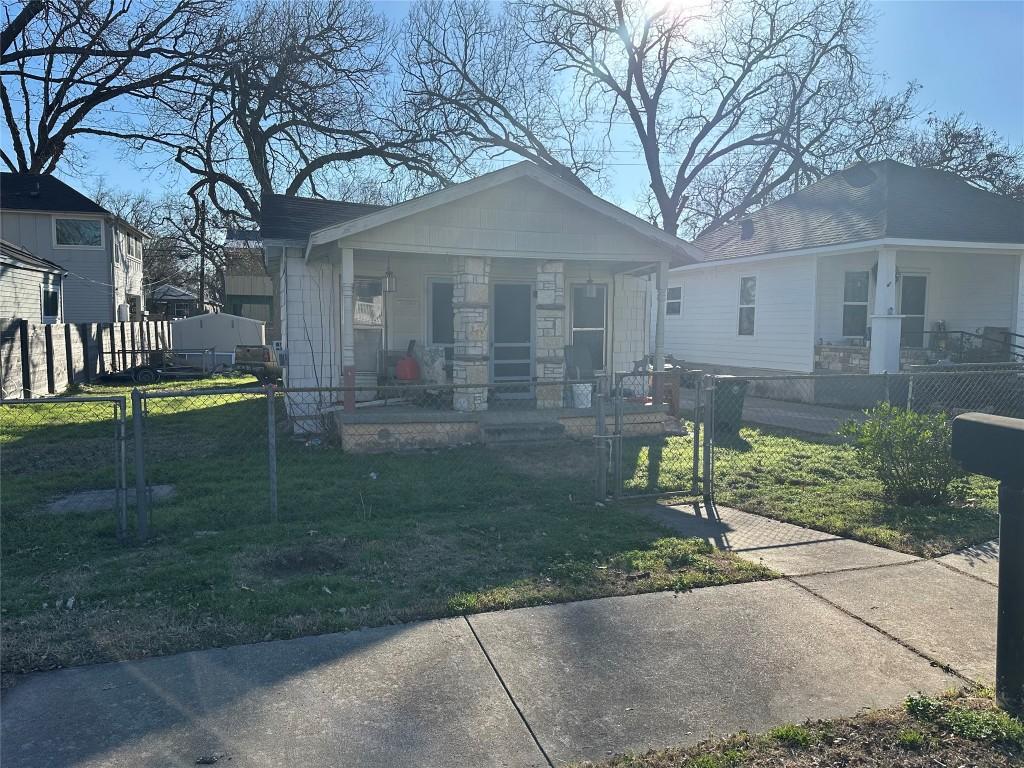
[41, 284, 60, 323]
[666, 285, 682, 316]
[571, 284, 607, 370]
[842, 271, 870, 337]
[738, 276, 756, 335]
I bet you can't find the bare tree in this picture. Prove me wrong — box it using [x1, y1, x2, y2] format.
[0, 0, 218, 174]
[136, 0, 452, 224]
[900, 113, 1024, 201]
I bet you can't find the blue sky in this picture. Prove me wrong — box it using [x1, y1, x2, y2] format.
[26, 0, 1024, 207]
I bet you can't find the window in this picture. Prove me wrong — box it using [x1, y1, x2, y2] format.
[429, 280, 455, 377]
[899, 275, 927, 348]
[842, 271, 870, 337]
[353, 278, 383, 326]
[738, 276, 756, 335]
[40, 285, 60, 322]
[666, 285, 682, 316]
[54, 217, 102, 248]
[571, 284, 607, 370]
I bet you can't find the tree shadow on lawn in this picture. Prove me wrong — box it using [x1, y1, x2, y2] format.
[711, 425, 999, 557]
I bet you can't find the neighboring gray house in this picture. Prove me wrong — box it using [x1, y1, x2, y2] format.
[0, 239, 66, 323]
[149, 284, 221, 320]
[663, 161, 1024, 373]
[0, 173, 145, 323]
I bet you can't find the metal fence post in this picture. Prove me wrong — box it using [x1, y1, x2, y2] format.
[692, 375, 703, 495]
[131, 387, 149, 542]
[702, 376, 716, 506]
[267, 384, 279, 522]
[116, 398, 128, 542]
[907, 373, 915, 412]
[612, 378, 623, 497]
[594, 391, 608, 500]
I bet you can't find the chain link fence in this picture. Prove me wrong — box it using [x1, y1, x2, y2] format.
[699, 366, 1024, 508]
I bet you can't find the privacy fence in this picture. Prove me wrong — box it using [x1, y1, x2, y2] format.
[0, 319, 171, 399]
[2, 365, 1020, 545]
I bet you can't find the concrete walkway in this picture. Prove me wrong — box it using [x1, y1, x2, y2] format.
[1, 506, 998, 768]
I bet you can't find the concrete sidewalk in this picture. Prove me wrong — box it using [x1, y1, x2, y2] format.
[1, 505, 998, 768]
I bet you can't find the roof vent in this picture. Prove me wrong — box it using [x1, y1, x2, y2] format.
[739, 219, 754, 240]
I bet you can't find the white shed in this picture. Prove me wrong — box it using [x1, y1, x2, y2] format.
[171, 312, 265, 365]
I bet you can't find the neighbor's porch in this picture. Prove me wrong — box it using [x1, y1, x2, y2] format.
[813, 245, 1024, 373]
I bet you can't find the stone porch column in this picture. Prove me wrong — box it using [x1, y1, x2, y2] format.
[535, 260, 566, 408]
[452, 255, 491, 412]
[868, 246, 902, 373]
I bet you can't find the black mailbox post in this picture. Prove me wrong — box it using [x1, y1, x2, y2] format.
[951, 413, 1024, 716]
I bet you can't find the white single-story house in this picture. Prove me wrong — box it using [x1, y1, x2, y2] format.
[260, 162, 701, 446]
[662, 161, 1024, 374]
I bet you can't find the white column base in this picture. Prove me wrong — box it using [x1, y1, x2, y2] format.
[869, 315, 904, 373]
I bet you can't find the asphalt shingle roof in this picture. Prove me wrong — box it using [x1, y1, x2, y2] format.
[694, 160, 1024, 261]
[1, 172, 110, 215]
[0, 239, 65, 273]
[260, 194, 385, 241]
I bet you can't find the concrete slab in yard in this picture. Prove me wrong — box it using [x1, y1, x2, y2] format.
[468, 580, 957, 765]
[42, 485, 175, 515]
[0, 618, 546, 768]
[647, 504, 918, 576]
[795, 561, 997, 684]
[937, 540, 999, 586]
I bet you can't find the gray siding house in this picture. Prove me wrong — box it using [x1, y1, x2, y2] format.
[0, 173, 145, 323]
[0, 239, 66, 323]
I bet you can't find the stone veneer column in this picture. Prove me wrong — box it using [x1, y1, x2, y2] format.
[535, 260, 566, 409]
[452, 255, 491, 412]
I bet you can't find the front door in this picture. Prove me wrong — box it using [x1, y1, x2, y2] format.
[491, 283, 533, 395]
[899, 275, 927, 348]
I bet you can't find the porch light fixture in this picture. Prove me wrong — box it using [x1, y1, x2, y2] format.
[383, 256, 397, 293]
[584, 267, 598, 299]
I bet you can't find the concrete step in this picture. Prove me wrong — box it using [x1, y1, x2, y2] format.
[481, 420, 567, 444]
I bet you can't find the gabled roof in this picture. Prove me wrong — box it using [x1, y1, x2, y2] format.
[260, 195, 385, 241]
[694, 160, 1024, 261]
[151, 284, 197, 301]
[0, 239, 65, 274]
[306, 162, 702, 262]
[1, 172, 110, 215]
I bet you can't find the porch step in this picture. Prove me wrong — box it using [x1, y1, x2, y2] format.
[480, 420, 567, 444]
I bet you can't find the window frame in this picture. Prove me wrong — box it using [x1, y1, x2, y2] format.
[841, 270, 871, 338]
[665, 284, 682, 316]
[427, 277, 456, 379]
[40, 283, 61, 323]
[737, 275, 757, 336]
[52, 215, 105, 250]
[570, 282, 608, 372]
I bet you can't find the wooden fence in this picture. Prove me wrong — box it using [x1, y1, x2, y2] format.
[0, 319, 171, 399]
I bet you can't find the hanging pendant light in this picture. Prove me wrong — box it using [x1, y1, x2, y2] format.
[584, 266, 597, 299]
[383, 255, 397, 293]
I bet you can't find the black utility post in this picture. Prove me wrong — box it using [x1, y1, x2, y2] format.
[952, 413, 1024, 716]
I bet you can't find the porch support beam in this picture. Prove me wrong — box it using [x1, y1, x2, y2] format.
[535, 260, 566, 409]
[452, 255, 491, 412]
[653, 259, 668, 404]
[869, 245, 902, 374]
[341, 246, 355, 373]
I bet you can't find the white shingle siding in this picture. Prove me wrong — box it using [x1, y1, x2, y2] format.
[0, 268, 60, 322]
[283, 250, 341, 389]
[664, 255, 816, 372]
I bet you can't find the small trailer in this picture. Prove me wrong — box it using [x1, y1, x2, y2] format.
[100, 348, 223, 384]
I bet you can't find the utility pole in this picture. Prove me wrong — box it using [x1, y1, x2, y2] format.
[198, 201, 207, 312]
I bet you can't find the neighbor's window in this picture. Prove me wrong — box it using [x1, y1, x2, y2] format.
[54, 217, 102, 247]
[572, 284, 607, 371]
[738, 276, 756, 335]
[666, 285, 682, 316]
[41, 285, 60, 322]
[842, 271, 870, 337]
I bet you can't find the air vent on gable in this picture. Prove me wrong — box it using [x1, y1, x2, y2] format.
[739, 219, 754, 240]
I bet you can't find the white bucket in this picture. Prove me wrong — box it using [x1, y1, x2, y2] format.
[572, 383, 593, 408]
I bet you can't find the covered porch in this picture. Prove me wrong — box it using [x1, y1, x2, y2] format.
[813, 244, 1024, 373]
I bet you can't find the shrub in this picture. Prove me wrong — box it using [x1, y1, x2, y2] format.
[896, 728, 926, 750]
[841, 404, 966, 505]
[767, 724, 815, 748]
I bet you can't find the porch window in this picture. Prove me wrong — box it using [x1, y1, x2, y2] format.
[842, 271, 869, 337]
[354, 278, 383, 373]
[738, 276, 756, 335]
[899, 275, 927, 348]
[572, 283, 607, 370]
[666, 285, 682, 316]
[429, 280, 455, 375]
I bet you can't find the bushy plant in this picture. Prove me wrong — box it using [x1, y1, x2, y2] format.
[841, 403, 966, 505]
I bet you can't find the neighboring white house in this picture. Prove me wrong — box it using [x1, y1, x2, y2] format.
[0, 173, 145, 323]
[0, 239, 66, 323]
[662, 161, 1024, 374]
[260, 161, 701, 429]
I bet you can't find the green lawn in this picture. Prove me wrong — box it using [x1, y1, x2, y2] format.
[0, 377, 771, 676]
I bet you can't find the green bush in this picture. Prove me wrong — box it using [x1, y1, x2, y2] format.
[841, 404, 966, 505]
